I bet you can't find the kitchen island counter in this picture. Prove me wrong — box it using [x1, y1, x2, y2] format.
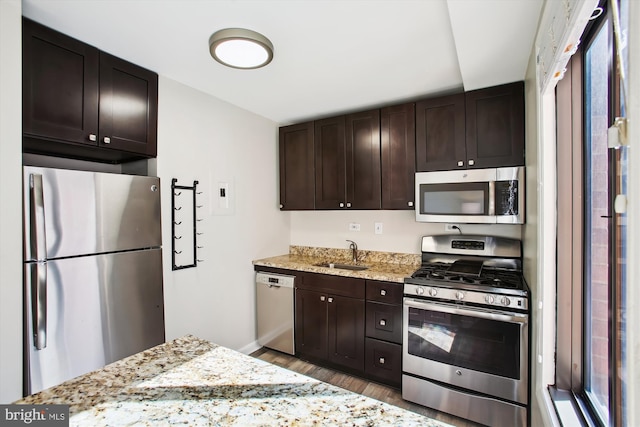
[16, 335, 451, 426]
[253, 245, 420, 284]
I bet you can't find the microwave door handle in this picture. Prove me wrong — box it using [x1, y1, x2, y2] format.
[488, 180, 496, 216]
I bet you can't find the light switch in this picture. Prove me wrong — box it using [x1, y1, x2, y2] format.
[218, 182, 229, 208]
[374, 222, 383, 234]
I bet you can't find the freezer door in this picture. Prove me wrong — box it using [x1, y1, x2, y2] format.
[24, 167, 161, 260]
[25, 248, 165, 395]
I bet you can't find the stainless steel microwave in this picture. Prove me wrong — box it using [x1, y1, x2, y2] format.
[415, 166, 525, 224]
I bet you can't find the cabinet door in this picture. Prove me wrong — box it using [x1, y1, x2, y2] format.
[381, 103, 415, 209]
[22, 18, 99, 146]
[345, 109, 381, 209]
[279, 122, 315, 210]
[465, 81, 524, 168]
[314, 116, 346, 209]
[99, 52, 158, 156]
[415, 93, 466, 171]
[295, 289, 328, 360]
[327, 294, 364, 371]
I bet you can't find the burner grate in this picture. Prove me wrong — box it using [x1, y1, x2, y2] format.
[411, 264, 523, 289]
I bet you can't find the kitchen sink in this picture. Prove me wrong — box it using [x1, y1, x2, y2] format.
[315, 262, 369, 271]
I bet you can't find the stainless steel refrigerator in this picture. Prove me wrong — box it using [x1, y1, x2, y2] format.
[23, 166, 165, 395]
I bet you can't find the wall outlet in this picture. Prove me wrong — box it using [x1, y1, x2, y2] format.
[348, 223, 361, 232]
[374, 222, 383, 235]
[444, 224, 459, 232]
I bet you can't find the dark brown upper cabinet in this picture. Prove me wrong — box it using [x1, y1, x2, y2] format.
[315, 110, 381, 210]
[98, 52, 158, 157]
[279, 122, 315, 210]
[416, 82, 524, 171]
[22, 18, 158, 163]
[314, 116, 346, 209]
[381, 103, 415, 209]
[415, 93, 466, 171]
[465, 81, 524, 169]
[22, 18, 99, 147]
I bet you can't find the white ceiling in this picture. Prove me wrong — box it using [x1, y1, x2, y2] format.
[21, 0, 543, 125]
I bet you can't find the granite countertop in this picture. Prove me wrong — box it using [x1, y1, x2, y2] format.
[16, 335, 452, 426]
[253, 246, 421, 284]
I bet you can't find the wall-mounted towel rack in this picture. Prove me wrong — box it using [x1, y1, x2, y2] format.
[171, 178, 203, 270]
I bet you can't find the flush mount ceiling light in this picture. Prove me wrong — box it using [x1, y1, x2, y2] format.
[209, 28, 274, 69]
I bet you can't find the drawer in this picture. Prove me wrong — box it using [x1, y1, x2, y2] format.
[365, 338, 401, 388]
[365, 280, 402, 304]
[365, 301, 402, 344]
[298, 272, 365, 298]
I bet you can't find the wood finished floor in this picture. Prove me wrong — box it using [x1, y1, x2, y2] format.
[250, 347, 482, 427]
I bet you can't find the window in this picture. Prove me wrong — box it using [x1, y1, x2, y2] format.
[555, 1, 628, 425]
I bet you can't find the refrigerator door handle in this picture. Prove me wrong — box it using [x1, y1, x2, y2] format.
[29, 262, 47, 350]
[29, 174, 47, 262]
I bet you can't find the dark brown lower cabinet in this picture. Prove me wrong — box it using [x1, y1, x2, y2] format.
[294, 274, 401, 386]
[364, 280, 403, 387]
[327, 294, 365, 371]
[365, 337, 402, 388]
[295, 274, 365, 373]
[295, 288, 365, 372]
[295, 288, 328, 360]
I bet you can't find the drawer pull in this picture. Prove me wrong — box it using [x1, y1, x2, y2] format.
[380, 289, 387, 296]
[379, 357, 385, 364]
[379, 319, 386, 326]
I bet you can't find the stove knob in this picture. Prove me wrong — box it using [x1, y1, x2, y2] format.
[416, 287, 425, 295]
[485, 295, 495, 304]
[428, 288, 438, 297]
[501, 296, 511, 306]
[455, 291, 464, 300]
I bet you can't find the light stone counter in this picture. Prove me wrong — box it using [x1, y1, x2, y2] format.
[16, 335, 452, 426]
[253, 246, 421, 284]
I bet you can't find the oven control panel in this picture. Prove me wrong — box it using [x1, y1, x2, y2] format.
[404, 284, 528, 311]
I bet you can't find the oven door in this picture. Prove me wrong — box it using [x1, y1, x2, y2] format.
[403, 298, 528, 404]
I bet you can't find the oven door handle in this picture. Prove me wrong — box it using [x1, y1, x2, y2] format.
[404, 298, 528, 324]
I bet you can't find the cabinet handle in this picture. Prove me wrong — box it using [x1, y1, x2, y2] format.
[379, 319, 386, 326]
[380, 289, 387, 296]
[103, 136, 111, 144]
[379, 357, 386, 364]
[88, 134, 97, 142]
[320, 296, 326, 301]
[468, 159, 475, 166]
[328, 297, 333, 303]
[339, 203, 344, 208]
[457, 160, 464, 167]
[279, 204, 283, 209]
[346, 202, 351, 208]
[408, 201, 414, 207]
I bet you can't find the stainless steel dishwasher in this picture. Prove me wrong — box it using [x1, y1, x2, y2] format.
[256, 271, 295, 355]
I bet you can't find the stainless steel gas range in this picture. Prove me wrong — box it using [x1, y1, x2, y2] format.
[402, 235, 529, 427]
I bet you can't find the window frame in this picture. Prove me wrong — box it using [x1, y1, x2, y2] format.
[554, 1, 625, 425]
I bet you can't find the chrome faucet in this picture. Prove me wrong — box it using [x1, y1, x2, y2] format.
[346, 240, 358, 264]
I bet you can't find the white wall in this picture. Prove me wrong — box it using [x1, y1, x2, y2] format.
[156, 77, 289, 352]
[0, 0, 24, 403]
[291, 211, 522, 254]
